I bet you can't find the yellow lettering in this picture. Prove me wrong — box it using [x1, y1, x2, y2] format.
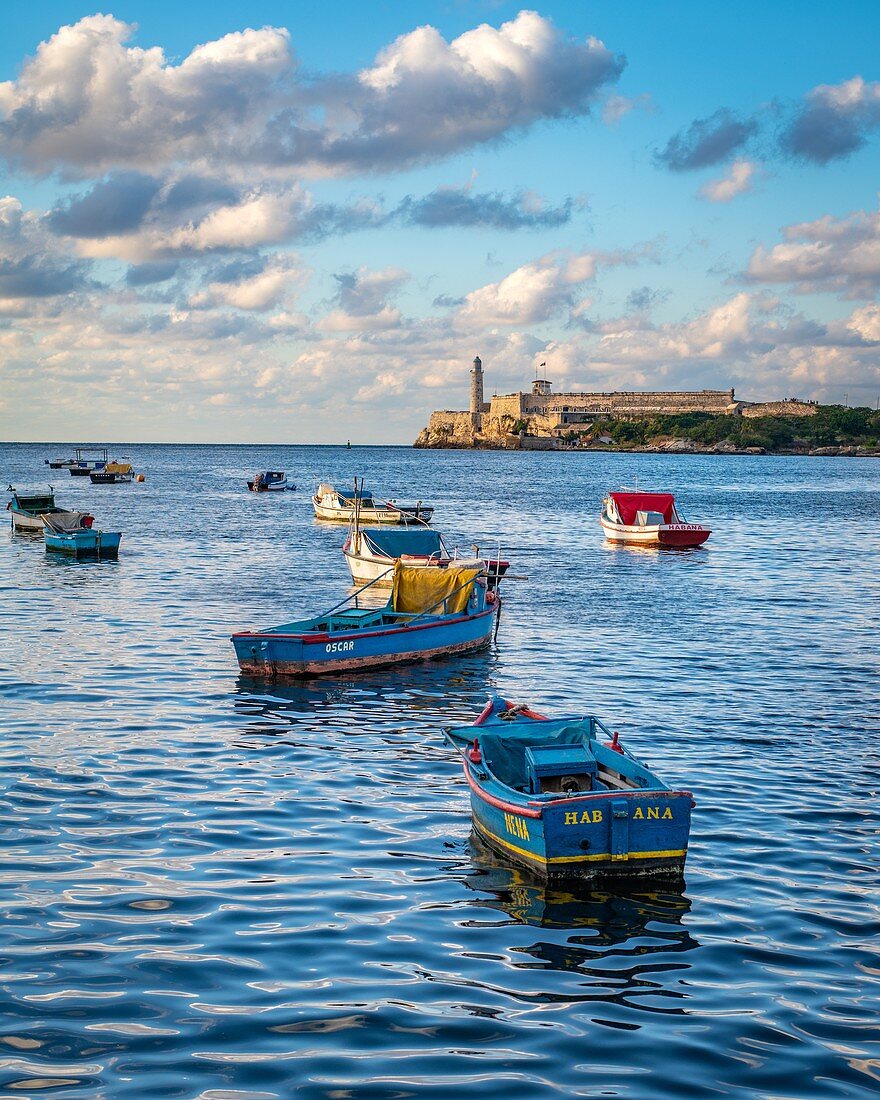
[592, 809, 603, 823]
[634, 807, 644, 820]
[662, 807, 673, 820]
[564, 812, 578, 826]
[648, 806, 659, 820]
[504, 813, 529, 841]
[579, 810, 590, 824]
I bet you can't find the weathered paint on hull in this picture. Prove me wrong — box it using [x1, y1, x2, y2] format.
[44, 531, 121, 557]
[234, 605, 496, 679]
[600, 517, 710, 549]
[466, 775, 691, 882]
[10, 508, 86, 533]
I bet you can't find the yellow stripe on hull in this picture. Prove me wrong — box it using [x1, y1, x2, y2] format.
[474, 821, 685, 867]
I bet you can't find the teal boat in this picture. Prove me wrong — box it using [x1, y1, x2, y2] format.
[43, 515, 121, 558]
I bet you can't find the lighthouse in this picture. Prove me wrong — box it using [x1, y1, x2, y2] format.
[470, 356, 484, 429]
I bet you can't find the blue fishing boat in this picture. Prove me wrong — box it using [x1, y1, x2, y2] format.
[445, 696, 694, 882]
[43, 515, 121, 558]
[232, 561, 498, 678]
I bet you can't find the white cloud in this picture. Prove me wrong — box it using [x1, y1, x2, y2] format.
[189, 255, 309, 311]
[0, 12, 624, 178]
[700, 159, 758, 202]
[456, 250, 597, 327]
[746, 200, 880, 296]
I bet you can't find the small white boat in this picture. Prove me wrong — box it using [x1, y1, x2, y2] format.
[600, 491, 710, 549]
[343, 525, 508, 588]
[313, 483, 433, 525]
[247, 471, 296, 492]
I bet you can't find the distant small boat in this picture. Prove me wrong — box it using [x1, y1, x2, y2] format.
[600, 491, 710, 548]
[7, 488, 94, 533]
[69, 447, 109, 476]
[45, 456, 76, 470]
[232, 560, 497, 678]
[43, 515, 121, 558]
[343, 525, 508, 589]
[247, 471, 295, 492]
[313, 482, 433, 525]
[90, 460, 133, 484]
[444, 696, 694, 882]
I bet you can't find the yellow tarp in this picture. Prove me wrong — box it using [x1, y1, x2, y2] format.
[391, 561, 482, 615]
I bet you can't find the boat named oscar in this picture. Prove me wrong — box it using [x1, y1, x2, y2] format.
[232, 561, 496, 678]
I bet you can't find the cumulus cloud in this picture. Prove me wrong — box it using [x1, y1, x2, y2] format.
[745, 202, 880, 297]
[48, 172, 162, 236]
[455, 244, 657, 328]
[699, 159, 758, 202]
[656, 109, 758, 171]
[0, 195, 95, 312]
[781, 76, 880, 164]
[0, 12, 624, 178]
[396, 185, 577, 229]
[189, 254, 309, 311]
[455, 250, 599, 327]
[317, 266, 408, 331]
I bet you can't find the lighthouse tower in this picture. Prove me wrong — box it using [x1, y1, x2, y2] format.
[470, 355, 484, 429]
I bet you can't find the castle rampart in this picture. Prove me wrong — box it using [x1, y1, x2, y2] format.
[414, 358, 816, 448]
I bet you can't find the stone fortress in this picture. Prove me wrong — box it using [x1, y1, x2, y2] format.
[413, 357, 817, 448]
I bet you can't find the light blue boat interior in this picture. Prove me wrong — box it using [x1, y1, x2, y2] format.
[362, 528, 443, 557]
[447, 715, 664, 796]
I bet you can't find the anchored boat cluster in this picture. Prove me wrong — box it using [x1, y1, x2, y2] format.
[229, 475, 711, 885]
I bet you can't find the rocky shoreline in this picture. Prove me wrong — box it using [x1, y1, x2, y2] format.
[413, 430, 879, 458]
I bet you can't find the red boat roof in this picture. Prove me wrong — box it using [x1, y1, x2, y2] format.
[610, 492, 675, 525]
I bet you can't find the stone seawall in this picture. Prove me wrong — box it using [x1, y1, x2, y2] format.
[741, 401, 817, 418]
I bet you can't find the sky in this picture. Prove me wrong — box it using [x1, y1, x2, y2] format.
[1, 1, 879, 443]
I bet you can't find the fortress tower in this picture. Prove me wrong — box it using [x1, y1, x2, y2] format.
[470, 355, 484, 429]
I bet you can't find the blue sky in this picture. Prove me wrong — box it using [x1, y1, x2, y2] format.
[1, 2, 878, 442]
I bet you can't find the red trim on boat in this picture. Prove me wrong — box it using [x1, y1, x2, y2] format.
[463, 763, 543, 819]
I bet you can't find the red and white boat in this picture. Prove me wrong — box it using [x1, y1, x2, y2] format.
[600, 491, 710, 549]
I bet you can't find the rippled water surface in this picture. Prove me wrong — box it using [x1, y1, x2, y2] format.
[1, 444, 878, 1099]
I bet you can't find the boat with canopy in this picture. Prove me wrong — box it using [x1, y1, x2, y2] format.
[600, 490, 710, 548]
[444, 695, 694, 882]
[232, 560, 497, 678]
[343, 524, 509, 589]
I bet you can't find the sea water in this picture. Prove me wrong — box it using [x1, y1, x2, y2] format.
[0, 443, 877, 1098]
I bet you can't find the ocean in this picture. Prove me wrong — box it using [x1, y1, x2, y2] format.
[1, 443, 878, 1098]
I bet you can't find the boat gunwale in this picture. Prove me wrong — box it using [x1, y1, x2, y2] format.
[231, 600, 496, 645]
[461, 759, 692, 819]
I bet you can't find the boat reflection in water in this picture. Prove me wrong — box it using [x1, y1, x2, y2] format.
[463, 830, 696, 942]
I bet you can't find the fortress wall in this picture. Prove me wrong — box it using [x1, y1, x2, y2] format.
[741, 401, 817, 418]
[489, 389, 736, 418]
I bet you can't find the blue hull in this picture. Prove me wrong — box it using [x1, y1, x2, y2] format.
[447, 697, 693, 882]
[44, 530, 121, 558]
[233, 603, 496, 678]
